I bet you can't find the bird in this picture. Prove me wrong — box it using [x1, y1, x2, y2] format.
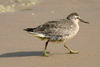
[24, 13, 89, 56]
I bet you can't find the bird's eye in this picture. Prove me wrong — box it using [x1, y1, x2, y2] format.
[77, 17, 80, 19]
[74, 16, 79, 19]
[75, 17, 78, 19]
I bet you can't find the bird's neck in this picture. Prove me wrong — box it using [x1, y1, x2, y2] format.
[71, 19, 80, 24]
[72, 19, 79, 29]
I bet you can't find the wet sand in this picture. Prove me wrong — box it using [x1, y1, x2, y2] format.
[0, 0, 100, 67]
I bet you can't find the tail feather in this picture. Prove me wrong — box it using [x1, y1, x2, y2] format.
[23, 28, 46, 39]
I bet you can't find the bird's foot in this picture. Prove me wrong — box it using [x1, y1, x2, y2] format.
[69, 50, 79, 54]
[43, 52, 48, 57]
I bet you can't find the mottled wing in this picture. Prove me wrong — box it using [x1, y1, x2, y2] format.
[34, 19, 73, 37]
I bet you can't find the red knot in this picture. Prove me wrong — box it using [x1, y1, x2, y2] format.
[24, 13, 89, 56]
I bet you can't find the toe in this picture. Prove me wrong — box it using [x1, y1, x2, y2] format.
[69, 50, 79, 54]
[43, 53, 49, 57]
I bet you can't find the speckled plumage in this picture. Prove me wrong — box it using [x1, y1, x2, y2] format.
[29, 19, 79, 41]
[24, 13, 89, 56]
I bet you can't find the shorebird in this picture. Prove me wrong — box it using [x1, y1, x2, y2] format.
[24, 13, 89, 56]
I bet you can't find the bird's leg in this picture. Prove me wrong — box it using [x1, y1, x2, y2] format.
[43, 40, 50, 56]
[63, 42, 78, 54]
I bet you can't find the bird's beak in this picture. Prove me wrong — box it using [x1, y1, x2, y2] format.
[78, 17, 89, 24]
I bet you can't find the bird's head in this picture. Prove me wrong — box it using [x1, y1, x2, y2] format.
[67, 13, 89, 24]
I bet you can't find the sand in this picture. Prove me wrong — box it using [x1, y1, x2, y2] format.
[0, 0, 100, 67]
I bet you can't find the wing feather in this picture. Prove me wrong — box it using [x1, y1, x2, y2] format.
[33, 19, 74, 37]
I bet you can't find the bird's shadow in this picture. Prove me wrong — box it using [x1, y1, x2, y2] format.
[0, 51, 50, 58]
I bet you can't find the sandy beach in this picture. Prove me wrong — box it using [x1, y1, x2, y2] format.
[0, 0, 100, 67]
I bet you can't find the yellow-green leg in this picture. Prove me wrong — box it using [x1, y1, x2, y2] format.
[64, 42, 78, 54]
[43, 40, 50, 57]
